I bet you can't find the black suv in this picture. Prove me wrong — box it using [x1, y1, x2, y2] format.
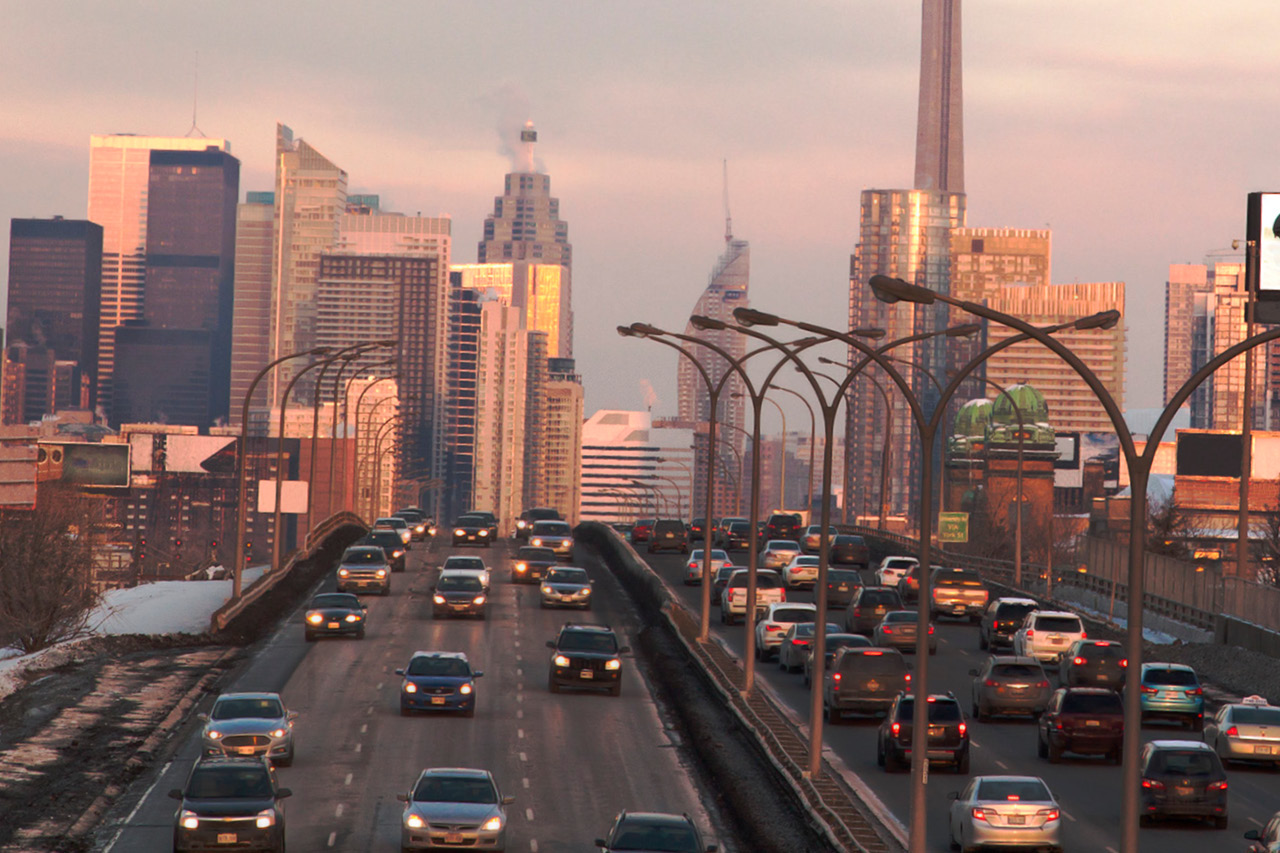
[647, 519, 689, 554]
[596, 810, 717, 852]
[515, 506, 562, 540]
[547, 623, 630, 696]
[844, 586, 904, 635]
[170, 757, 291, 853]
[764, 512, 803, 541]
[824, 647, 911, 722]
[1059, 639, 1128, 690]
[978, 597, 1039, 651]
[361, 529, 407, 572]
[877, 692, 970, 773]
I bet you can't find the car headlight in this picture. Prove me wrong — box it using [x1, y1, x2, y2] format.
[473, 595, 486, 605]
[482, 815, 503, 831]
[179, 810, 199, 830]
[460, 683, 473, 695]
[479, 529, 489, 537]
[554, 654, 571, 667]
[433, 595, 446, 604]
[255, 809, 276, 829]
[206, 729, 221, 740]
[338, 568, 350, 577]
[270, 728, 287, 738]
[393, 550, 404, 558]
[415, 524, 425, 533]
[455, 528, 466, 536]
[541, 585, 553, 595]
[406, 813, 425, 828]
[531, 538, 542, 546]
[517, 520, 527, 529]
[577, 588, 591, 596]
[345, 613, 361, 622]
[516, 563, 527, 572]
[376, 568, 387, 577]
[404, 682, 417, 693]
[605, 658, 622, 671]
[428, 526, 437, 535]
[307, 613, 323, 625]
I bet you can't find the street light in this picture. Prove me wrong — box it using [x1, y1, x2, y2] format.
[817, 357, 895, 527]
[774, 387, 816, 516]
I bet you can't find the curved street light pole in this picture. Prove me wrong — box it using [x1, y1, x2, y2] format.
[352, 376, 399, 516]
[818, 358, 895, 528]
[369, 413, 404, 520]
[761, 396, 787, 509]
[774, 386, 816, 517]
[234, 346, 332, 600]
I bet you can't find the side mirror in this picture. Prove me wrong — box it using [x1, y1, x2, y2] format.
[968, 669, 979, 677]
[396, 793, 409, 803]
[395, 669, 405, 676]
[546, 640, 557, 649]
[501, 795, 516, 805]
[168, 788, 184, 800]
[1244, 829, 1261, 840]
[594, 841, 608, 848]
[287, 711, 298, 721]
[473, 671, 484, 678]
[276, 788, 293, 799]
[620, 646, 632, 654]
[196, 713, 209, 723]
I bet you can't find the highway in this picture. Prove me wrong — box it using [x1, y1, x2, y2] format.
[97, 537, 734, 852]
[640, 545, 1280, 852]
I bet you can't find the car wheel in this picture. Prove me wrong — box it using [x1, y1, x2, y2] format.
[275, 750, 294, 768]
[978, 631, 988, 650]
[948, 822, 960, 850]
[1190, 716, 1204, 733]
[1139, 814, 1153, 828]
[827, 703, 841, 725]
[304, 631, 315, 643]
[548, 677, 560, 694]
[929, 645, 937, 656]
[956, 750, 970, 774]
[609, 683, 621, 697]
[803, 672, 811, 688]
[876, 738, 885, 766]
[382, 587, 390, 597]
[1213, 815, 1228, 830]
[1047, 739, 1063, 763]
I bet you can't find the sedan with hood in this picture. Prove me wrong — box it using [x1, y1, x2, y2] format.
[432, 572, 488, 619]
[529, 519, 575, 559]
[540, 566, 594, 609]
[336, 545, 391, 596]
[398, 651, 483, 717]
[170, 756, 290, 853]
[398, 767, 513, 852]
[199, 692, 297, 766]
[303, 592, 367, 641]
[511, 546, 557, 584]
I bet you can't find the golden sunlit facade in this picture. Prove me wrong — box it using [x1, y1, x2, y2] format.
[451, 262, 568, 358]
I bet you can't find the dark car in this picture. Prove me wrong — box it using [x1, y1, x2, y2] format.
[896, 564, 922, 603]
[711, 564, 737, 607]
[844, 586, 904, 635]
[432, 572, 488, 619]
[1060, 639, 1128, 690]
[824, 569, 864, 610]
[1139, 740, 1229, 828]
[547, 623, 629, 696]
[596, 810, 717, 852]
[397, 651, 483, 717]
[721, 521, 754, 551]
[969, 656, 1052, 720]
[978, 597, 1039, 651]
[452, 514, 493, 547]
[764, 512, 803, 541]
[631, 519, 655, 543]
[515, 506, 562, 540]
[824, 647, 911, 722]
[394, 508, 429, 541]
[467, 509, 500, 538]
[361, 529, 407, 572]
[829, 534, 870, 569]
[303, 592, 368, 641]
[803, 633, 873, 688]
[647, 519, 689, 554]
[1037, 687, 1124, 763]
[169, 757, 290, 853]
[689, 517, 716, 543]
[512, 546, 557, 584]
[714, 517, 747, 548]
[878, 692, 970, 773]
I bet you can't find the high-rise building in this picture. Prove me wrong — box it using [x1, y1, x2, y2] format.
[914, 0, 964, 194]
[109, 147, 240, 427]
[88, 134, 231, 414]
[5, 218, 103, 413]
[110, 326, 215, 427]
[440, 277, 484, 521]
[678, 235, 749, 518]
[544, 359, 584, 525]
[1, 343, 57, 425]
[228, 192, 275, 423]
[580, 411, 695, 525]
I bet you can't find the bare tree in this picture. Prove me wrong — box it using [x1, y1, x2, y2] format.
[1146, 497, 1192, 560]
[0, 487, 101, 653]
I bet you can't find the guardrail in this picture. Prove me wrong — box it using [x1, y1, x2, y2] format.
[209, 512, 366, 633]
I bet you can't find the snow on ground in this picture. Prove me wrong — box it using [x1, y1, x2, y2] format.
[0, 566, 268, 703]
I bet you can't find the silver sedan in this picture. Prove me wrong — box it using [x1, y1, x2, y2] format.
[399, 768, 513, 852]
[760, 539, 801, 569]
[948, 775, 1062, 853]
[1204, 695, 1280, 767]
[540, 567, 593, 609]
[199, 691, 297, 766]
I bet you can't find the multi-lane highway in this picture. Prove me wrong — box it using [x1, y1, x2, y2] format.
[640, 545, 1280, 852]
[97, 536, 736, 852]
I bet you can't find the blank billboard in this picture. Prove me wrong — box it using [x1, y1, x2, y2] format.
[1176, 432, 1243, 477]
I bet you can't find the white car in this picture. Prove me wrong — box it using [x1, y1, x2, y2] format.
[720, 569, 785, 625]
[760, 539, 802, 569]
[684, 549, 732, 585]
[441, 556, 491, 591]
[875, 555, 919, 587]
[948, 776, 1061, 853]
[782, 554, 822, 589]
[754, 602, 818, 661]
[1013, 610, 1087, 665]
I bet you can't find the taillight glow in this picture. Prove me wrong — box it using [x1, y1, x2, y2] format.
[1073, 657, 1086, 666]
[1207, 780, 1228, 791]
[1025, 629, 1034, 639]
[891, 722, 901, 736]
[1226, 725, 1239, 737]
[1038, 808, 1060, 821]
[958, 722, 967, 736]
[1142, 779, 1165, 789]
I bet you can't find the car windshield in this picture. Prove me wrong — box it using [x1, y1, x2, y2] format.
[976, 779, 1052, 802]
[533, 522, 571, 535]
[407, 657, 471, 677]
[826, 636, 872, 655]
[457, 516, 487, 525]
[444, 557, 485, 569]
[186, 766, 274, 799]
[518, 548, 556, 560]
[1149, 750, 1219, 777]
[828, 570, 861, 584]
[610, 824, 700, 852]
[861, 591, 901, 606]
[412, 776, 497, 804]
[546, 569, 589, 584]
[311, 594, 359, 609]
[1231, 706, 1280, 725]
[1034, 616, 1082, 633]
[438, 576, 483, 592]
[793, 557, 820, 566]
[211, 698, 283, 720]
[367, 531, 400, 545]
[884, 559, 915, 569]
[1145, 667, 1198, 686]
[377, 518, 406, 527]
[1080, 643, 1125, 658]
[343, 549, 385, 564]
[1061, 693, 1123, 714]
[991, 664, 1043, 679]
[771, 608, 815, 624]
[557, 632, 618, 653]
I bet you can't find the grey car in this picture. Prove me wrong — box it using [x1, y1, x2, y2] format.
[199, 692, 297, 766]
[873, 609, 937, 655]
[948, 775, 1062, 853]
[777, 621, 843, 673]
[969, 655, 1052, 721]
[529, 520, 574, 559]
[398, 767, 513, 851]
[540, 567, 593, 609]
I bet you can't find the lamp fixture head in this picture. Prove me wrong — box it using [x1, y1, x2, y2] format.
[1074, 310, 1121, 331]
[689, 314, 727, 331]
[733, 307, 779, 327]
[868, 275, 934, 305]
[947, 323, 982, 338]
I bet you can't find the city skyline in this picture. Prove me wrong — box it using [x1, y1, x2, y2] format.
[3, 3, 1280, 425]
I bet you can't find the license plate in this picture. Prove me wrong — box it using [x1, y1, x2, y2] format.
[431, 697, 445, 705]
[1051, 637, 1065, 645]
[237, 746, 256, 755]
[445, 832, 464, 843]
[217, 833, 237, 844]
[580, 670, 594, 679]
[1085, 719, 1101, 726]
[1259, 746, 1272, 755]
[327, 622, 340, 629]
[837, 584, 849, 591]
[1175, 786, 1194, 797]
[1007, 815, 1026, 825]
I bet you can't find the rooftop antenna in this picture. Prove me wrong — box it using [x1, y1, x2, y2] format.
[186, 51, 205, 138]
[722, 159, 733, 244]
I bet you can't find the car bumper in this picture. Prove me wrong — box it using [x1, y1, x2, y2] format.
[980, 692, 1049, 714]
[551, 667, 620, 687]
[401, 693, 474, 712]
[541, 592, 592, 607]
[932, 602, 984, 617]
[452, 533, 490, 545]
[1051, 732, 1121, 755]
[337, 578, 389, 593]
[202, 738, 292, 761]
[1219, 738, 1280, 761]
[306, 621, 363, 637]
[402, 825, 506, 851]
[1139, 699, 1203, 718]
[434, 602, 485, 616]
[831, 695, 896, 713]
[786, 572, 818, 586]
[964, 818, 1061, 848]
[1025, 645, 1071, 663]
[1143, 792, 1227, 818]
[176, 826, 284, 851]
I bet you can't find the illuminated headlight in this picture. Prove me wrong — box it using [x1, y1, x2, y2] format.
[455, 529, 466, 536]
[516, 563, 528, 572]
[179, 810, 199, 830]
[376, 568, 388, 578]
[428, 526, 437, 535]
[541, 585, 553, 595]
[270, 728, 287, 738]
[531, 538, 542, 546]
[576, 588, 591, 596]
[338, 568, 350, 577]
[307, 613, 323, 625]
[406, 813, 425, 829]
[433, 595, 446, 604]
[479, 529, 489, 537]
[393, 550, 404, 558]
[206, 729, 222, 740]
[605, 658, 622, 671]
[517, 520, 528, 530]
[460, 683, 473, 695]
[482, 815, 504, 832]
[255, 809, 276, 829]
[473, 595, 487, 605]
[345, 613, 361, 622]
[403, 682, 418, 693]
[414, 524, 426, 534]
[554, 654, 571, 667]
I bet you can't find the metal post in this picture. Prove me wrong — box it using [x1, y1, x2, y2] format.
[776, 386, 816, 515]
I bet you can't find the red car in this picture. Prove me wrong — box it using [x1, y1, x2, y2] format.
[631, 519, 655, 543]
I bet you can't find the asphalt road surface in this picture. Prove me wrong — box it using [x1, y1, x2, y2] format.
[96, 537, 733, 852]
[641, 545, 1280, 852]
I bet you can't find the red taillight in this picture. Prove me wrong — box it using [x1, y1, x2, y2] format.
[1073, 657, 1086, 666]
[891, 722, 901, 736]
[904, 671, 911, 682]
[1081, 631, 1087, 639]
[1186, 687, 1203, 696]
[1119, 659, 1128, 668]
[882, 627, 893, 634]
[958, 722, 967, 736]
[766, 625, 784, 632]
[780, 590, 787, 601]
[1038, 808, 1060, 821]
[984, 679, 999, 687]
[1025, 629, 1034, 639]
[1142, 778, 1165, 790]
[1226, 726, 1239, 737]
[927, 625, 934, 634]
[1036, 680, 1050, 689]
[1208, 780, 1228, 791]
[972, 807, 989, 822]
[853, 607, 862, 617]
[832, 672, 842, 681]
[1140, 684, 1157, 694]
[792, 638, 808, 646]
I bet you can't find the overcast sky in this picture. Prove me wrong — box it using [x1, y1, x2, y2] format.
[3, 1, 1278, 425]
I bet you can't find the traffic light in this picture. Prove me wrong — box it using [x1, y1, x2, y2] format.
[174, 538, 183, 549]
[136, 535, 147, 560]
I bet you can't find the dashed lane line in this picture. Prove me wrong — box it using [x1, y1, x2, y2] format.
[344, 773, 352, 786]
[327, 831, 337, 847]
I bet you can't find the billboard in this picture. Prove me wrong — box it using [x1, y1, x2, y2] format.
[1176, 432, 1244, 477]
[1053, 432, 1119, 490]
[38, 442, 130, 488]
[257, 480, 309, 514]
[128, 433, 238, 474]
[1248, 192, 1280, 322]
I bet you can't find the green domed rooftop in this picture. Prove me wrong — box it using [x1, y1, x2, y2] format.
[990, 384, 1049, 426]
[953, 398, 993, 438]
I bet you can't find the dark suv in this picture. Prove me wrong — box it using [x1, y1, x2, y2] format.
[596, 811, 717, 852]
[1139, 740, 1229, 828]
[1059, 639, 1128, 689]
[764, 512, 803, 541]
[547, 623, 630, 696]
[978, 597, 1039, 651]
[170, 757, 290, 853]
[515, 506, 562, 540]
[1037, 687, 1124, 763]
[824, 647, 911, 722]
[877, 692, 970, 773]
[844, 586, 904, 635]
[647, 519, 689, 554]
[361, 529, 407, 572]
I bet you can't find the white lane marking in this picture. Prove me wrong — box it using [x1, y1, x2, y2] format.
[970, 738, 980, 748]
[530, 841, 538, 852]
[516, 654, 522, 663]
[522, 777, 530, 789]
[327, 831, 337, 847]
[335, 803, 344, 818]
[515, 640, 521, 648]
[519, 752, 528, 762]
[376, 682, 383, 690]
[994, 759, 1008, 769]
[1250, 816, 1264, 827]
[517, 693, 524, 703]
[518, 729, 525, 739]
[1106, 847, 1119, 853]
[354, 743, 362, 753]
[517, 709, 524, 719]
[344, 773, 352, 786]
[360, 723, 368, 734]
[526, 807, 535, 821]
[366, 706, 373, 716]
[517, 668, 524, 677]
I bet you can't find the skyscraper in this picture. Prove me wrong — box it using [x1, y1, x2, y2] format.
[228, 192, 275, 423]
[914, 0, 964, 194]
[88, 134, 231, 414]
[5, 217, 102, 413]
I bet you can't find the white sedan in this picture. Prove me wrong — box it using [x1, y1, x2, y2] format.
[782, 554, 822, 589]
[684, 549, 732, 585]
[760, 539, 802, 570]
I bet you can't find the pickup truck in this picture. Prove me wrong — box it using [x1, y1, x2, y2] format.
[928, 567, 989, 622]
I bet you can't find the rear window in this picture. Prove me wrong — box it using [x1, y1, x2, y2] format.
[976, 779, 1052, 802]
[934, 570, 983, 587]
[1149, 750, 1220, 777]
[1231, 706, 1280, 725]
[838, 650, 906, 675]
[1033, 615, 1083, 633]
[771, 608, 815, 623]
[1061, 692, 1123, 714]
[653, 521, 685, 534]
[1080, 643, 1125, 659]
[1144, 667, 1198, 686]
[995, 602, 1037, 620]
[860, 590, 901, 607]
[828, 570, 861, 584]
[991, 664, 1043, 679]
[896, 699, 963, 722]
